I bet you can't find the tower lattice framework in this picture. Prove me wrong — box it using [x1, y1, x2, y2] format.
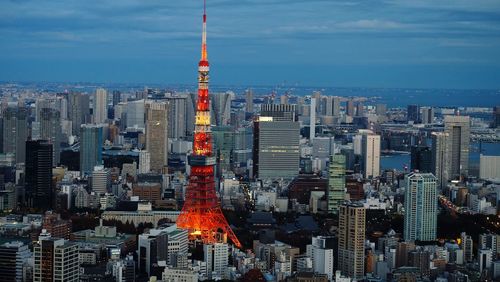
[176, 0, 241, 249]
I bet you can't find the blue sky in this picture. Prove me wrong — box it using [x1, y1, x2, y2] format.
[1, 0, 500, 89]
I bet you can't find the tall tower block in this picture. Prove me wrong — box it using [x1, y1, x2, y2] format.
[176, 0, 241, 248]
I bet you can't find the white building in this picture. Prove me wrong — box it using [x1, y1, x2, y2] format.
[138, 150, 151, 174]
[480, 155, 500, 179]
[33, 237, 79, 282]
[162, 267, 198, 282]
[204, 243, 229, 280]
[92, 165, 110, 194]
[306, 236, 334, 280]
[94, 88, 108, 124]
[361, 134, 380, 179]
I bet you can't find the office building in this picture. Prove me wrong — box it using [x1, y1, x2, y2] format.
[260, 104, 297, 121]
[162, 268, 198, 282]
[138, 228, 168, 275]
[211, 92, 233, 126]
[307, 236, 335, 280]
[310, 98, 316, 140]
[0, 241, 32, 282]
[479, 233, 498, 258]
[460, 232, 474, 263]
[92, 165, 110, 195]
[93, 88, 108, 123]
[431, 132, 450, 188]
[245, 89, 254, 113]
[480, 155, 500, 179]
[327, 154, 346, 214]
[80, 124, 103, 175]
[166, 96, 187, 139]
[338, 202, 366, 280]
[42, 211, 72, 239]
[145, 101, 168, 172]
[403, 173, 438, 242]
[204, 243, 229, 280]
[253, 117, 300, 179]
[407, 104, 420, 123]
[444, 115, 470, 178]
[478, 248, 493, 273]
[39, 108, 62, 164]
[126, 99, 145, 129]
[420, 107, 434, 124]
[362, 134, 381, 179]
[410, 146, 432, 173]
[346, 100, 355, 117]
[493, 106, 500, 128]
[138, 150, 151, 174]
[2, 107, 28, 164]
[112, 90, 121, 106]
[33, 237, 79, 282]
[25, 140, 53, 210]
[68, 92, 90, 136]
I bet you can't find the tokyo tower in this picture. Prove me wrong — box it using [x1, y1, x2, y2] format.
[176, 0, 242, 249]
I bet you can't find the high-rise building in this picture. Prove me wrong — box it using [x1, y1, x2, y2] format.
[260, 104, 297, 121]
[80, 124, 103, 175]
[479, 155, 500, 179]
[2, 107, 28, 164]
[138, 150, 151, 174]
[338, 202, 366, 280]
[431, 132, 450, 188]
[33, 237, 79, 282]
[479, 233, 498, 259]
[253, 117, 300, 179]
[376, 104, 387, 116]
[493, 106, 500, 128]
[93, 88, 108, 124]
[407, 104, 420, 123]
[310, 98, 316, 140]
[307, 236, 335, 280]
[126, 99, 145, 129]
[42, 211, 72, 239]
[410, 146, 432, 173]
[444, 115, 470, 179]
[211, 92, 233, 126]
[245, 89, 254, 113]
[403, 173, 438, 242]
[112, 90, 121, 106]
[420, 107, 434, 124]
[40, 108, 62, 164]
[346, 100, 355, 117]
[92, 165, 110, 195]
[145, 101, 168, 172]
[166, 96, 187, 139]
[0, 241, 31, 282]
[362, 134, 380, 179]
[327, 154, 346, 214]
[204, 243, 229, 280]
[25, 140, 53, 210]
[460, 232, 473, 263]
[478, 248, 493, 273]
[68, 93, 90, 136]
[138, 228, 168, 275]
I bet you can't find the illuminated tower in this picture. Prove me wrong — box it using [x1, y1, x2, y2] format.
[176, 0, 241, 249]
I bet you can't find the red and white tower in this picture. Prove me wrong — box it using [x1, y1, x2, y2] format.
[176, 0, 242, 249]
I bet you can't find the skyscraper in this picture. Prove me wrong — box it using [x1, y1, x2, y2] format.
[25, 140, 53, 210]
[403, 173, 438, 242]
[327, 154, 346, 214]
[2, 107, 28, 164]
[112, 90, 121, 106]
[444, 115, 470, 179]
[145, 101, 168, 172]
[420, 107, 434, 124]
[407, 104, 420, 123]
[346, 99, 355, 117]
[410, 146, 432, 173]
[33, 237, 79, 282]
[40, 108, 62, 164]
[431, 132, 450, 188]
[253, 117, 300, 179]
[307, 236, 335, 280]
[126, 99, 145, 129]
[68, 92, 90, 136]
[338, 202, 366, 280]
[310, 98, 316, 140]
[166, 96, 187, 139]
[93, 88, 108, 124]
[245, 89, 254, 113]
[493, 106, 500, 128]
[80, 124, 103, 175]
[211, 92, 233, 126]
[92, 165, 110, 195]
[362, 134, 381, 179]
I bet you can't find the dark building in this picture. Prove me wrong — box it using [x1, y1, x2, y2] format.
[25, 140, 53, 210]
[410, 146, 433, 173]
[288, 174, 327, 205]
[0, 241, 31, 282]
[493, 106, 500, 128]
[346, 178, 364, 201]
[407, 105, 421, 123]
[112, 90, 121, 106]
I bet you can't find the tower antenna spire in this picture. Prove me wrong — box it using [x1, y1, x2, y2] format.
[201, 0, 207, 60]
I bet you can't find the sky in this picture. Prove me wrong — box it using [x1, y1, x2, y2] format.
[1, 0, 500, 89]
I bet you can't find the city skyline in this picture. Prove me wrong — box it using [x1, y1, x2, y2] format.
[1, 0, 500, 89]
